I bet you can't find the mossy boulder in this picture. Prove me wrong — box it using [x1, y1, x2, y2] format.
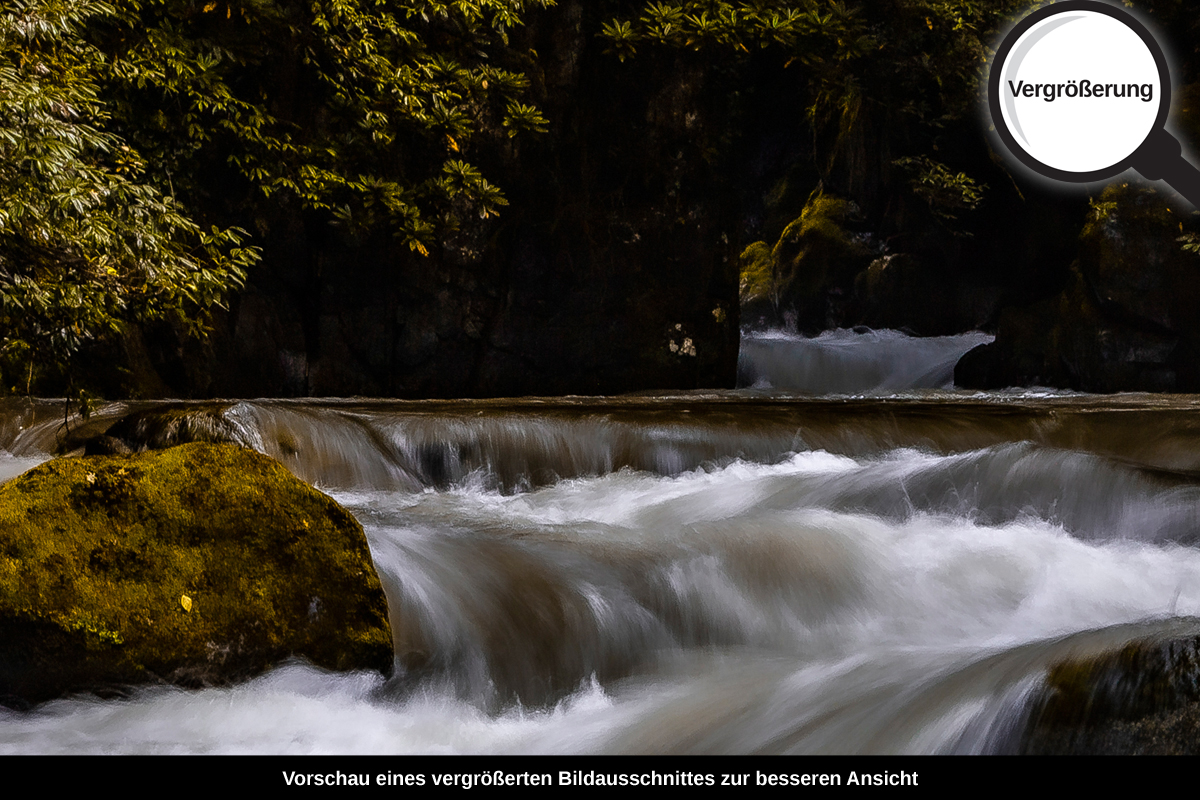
[0, 442, 393, 704]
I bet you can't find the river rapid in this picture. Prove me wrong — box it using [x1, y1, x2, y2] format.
[3, 328, 1200, 754]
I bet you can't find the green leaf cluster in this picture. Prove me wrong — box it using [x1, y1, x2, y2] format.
[893, 154, 985, 227]
[0, 0, 256, 391]
[2, 0, 558, 394]
[740, 187, 860, 308]
[96, 0, 555, 253]
[602, 1, 1034, 213]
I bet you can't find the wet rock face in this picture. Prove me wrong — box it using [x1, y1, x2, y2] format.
[854, 253, 999, 337]
[957, 183, 1200, 392]
[1021, 636, 1200, 755]
[0, 443, 393, 704]
[92, 405, 247, 453]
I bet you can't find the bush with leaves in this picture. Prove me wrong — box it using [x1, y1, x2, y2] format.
[893, 154, 985, 229]
[0, 0, 257, 396]
[92, 0, 555, 256]
[740, 187, 864, 310]
[601, 1, 1032, 210]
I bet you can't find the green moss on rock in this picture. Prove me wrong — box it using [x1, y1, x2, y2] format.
[0, 442, 393, 703]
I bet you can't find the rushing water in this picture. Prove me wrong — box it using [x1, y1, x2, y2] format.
[2, 331, 1200, 754]
[737, 328, 994, 394]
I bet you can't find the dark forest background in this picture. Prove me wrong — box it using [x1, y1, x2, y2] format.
[4, 0, 1200, 400]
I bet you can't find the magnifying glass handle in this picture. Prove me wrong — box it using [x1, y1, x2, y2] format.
[1132, 129, 1200, 209]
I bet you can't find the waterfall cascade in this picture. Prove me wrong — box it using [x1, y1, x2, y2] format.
[736, 328, 994, 394]
[2, 333, 1199, 754]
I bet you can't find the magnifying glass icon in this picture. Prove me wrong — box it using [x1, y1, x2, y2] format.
[989, 0, 1200, 206]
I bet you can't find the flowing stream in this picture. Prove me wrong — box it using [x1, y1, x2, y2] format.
[737, 328, 994, 394]
[2, 330, 1200, 754]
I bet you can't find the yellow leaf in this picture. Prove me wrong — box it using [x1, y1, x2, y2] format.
[203, 2, 216, 11]
[446, 135, 459, 152]
[180, 595, 193, 612]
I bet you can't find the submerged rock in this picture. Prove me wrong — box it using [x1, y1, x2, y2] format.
[58, 404, 248, 457]
[1020, 636, 1200, 754]
[0, 443, 393, 704]
[92, 405, 248, 452]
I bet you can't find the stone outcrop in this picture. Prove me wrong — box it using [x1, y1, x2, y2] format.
[1021, 635, 1200, 755]
[0, 443, 393, 705]
[957, 183, 1200, 392]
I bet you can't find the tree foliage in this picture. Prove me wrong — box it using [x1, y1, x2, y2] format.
[1, 0, 557, 395]
[602, 1, 1032, 211]
[14, 1, 1187, 396]
[0, 0, 256, 392]
[93, 0, 555, 254]
[893, 154, 985, 228]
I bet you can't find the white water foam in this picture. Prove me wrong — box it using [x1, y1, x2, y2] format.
[5, 447, 1197, 754]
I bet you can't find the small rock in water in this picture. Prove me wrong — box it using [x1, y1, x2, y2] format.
[94, 405, 248, 454]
